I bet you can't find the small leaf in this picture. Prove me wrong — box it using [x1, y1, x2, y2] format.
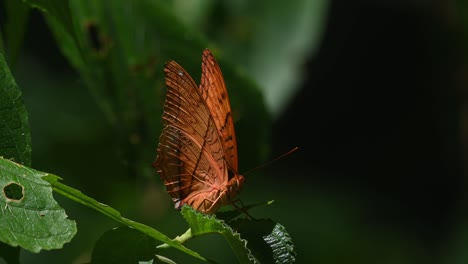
[263, 223, 296, 264]
[181, 205, 258, 264]
[91, 226, 157, 264]
[0, 158, 77, 253]
[228, 218, 296, 264]
[0, 52, 31, 166]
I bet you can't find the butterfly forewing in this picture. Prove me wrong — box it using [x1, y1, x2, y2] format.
[200, 49, 239, 171]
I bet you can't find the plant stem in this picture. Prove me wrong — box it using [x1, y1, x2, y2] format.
[157, 228, 192, 249]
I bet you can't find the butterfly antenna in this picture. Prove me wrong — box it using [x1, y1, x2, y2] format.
[242, 147, 299, 176]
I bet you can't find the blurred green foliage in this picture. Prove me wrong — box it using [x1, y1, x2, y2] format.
[1, 0, 322, 263]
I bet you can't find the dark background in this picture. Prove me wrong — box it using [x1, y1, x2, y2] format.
[2, 0, 467, 263]
[271, 1, 465, 263]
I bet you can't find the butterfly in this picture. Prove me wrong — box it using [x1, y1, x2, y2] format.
[153, 49, 245, 214]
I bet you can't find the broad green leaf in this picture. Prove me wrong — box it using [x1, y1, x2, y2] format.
[0, 158, 76, 252]
[0, 52, 31, 166]
[91, 226, 158, 264]
[42, 174, 207, 262]
[181, 205, 258, 264]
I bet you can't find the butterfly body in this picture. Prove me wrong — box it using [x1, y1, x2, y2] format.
[153, 49, 244, 214]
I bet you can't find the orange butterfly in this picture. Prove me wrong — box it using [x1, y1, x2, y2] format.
[153, 49, 245, 214]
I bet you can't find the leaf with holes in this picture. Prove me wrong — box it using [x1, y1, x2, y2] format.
[0, 157, 76, 253]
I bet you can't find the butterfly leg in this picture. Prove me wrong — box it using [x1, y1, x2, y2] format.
[199, 194, 222, 214]
[231, 199, 256, 220]
[200, 189, 231, 214]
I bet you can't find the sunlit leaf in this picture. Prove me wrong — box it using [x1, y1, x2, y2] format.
[0, 158, 76, 253]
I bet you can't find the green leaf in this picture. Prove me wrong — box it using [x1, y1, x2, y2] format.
[0, 52, 31, 166]
[263, 223, 296, 264]
[180, 203, 296, 264]
[181, 205, 259, 264]
[0, 158, 77, 253]
[91, 226, 158, 264]
[232, 219, 296, 264]
[42, 174, 207, 262]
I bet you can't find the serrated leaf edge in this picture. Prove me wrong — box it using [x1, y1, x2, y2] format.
[181, 205, 259, 264]
[262, 224, 296, 264]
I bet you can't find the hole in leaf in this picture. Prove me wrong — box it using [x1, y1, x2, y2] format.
[3, 182, 24, 201]
[85, 22, 102, 51]
[84, 21, 112, 55]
